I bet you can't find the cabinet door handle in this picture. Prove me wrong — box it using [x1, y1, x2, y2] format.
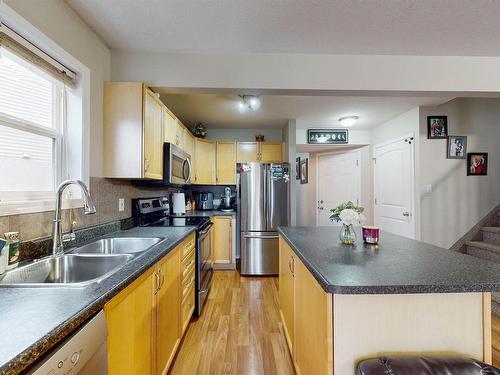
[154, 271, 160, 294]
[288, 256, 294, 276]
[144, 158, 150, 172]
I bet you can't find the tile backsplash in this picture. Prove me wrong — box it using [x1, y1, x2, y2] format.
[1, 177, 178, 242]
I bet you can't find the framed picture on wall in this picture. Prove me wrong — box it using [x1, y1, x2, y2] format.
[300, 158, 308, 184]
[427, 116, 448, 139]
[447, 135, 467, 159]
[307, 129, 348, 144]
[295, 157, 301, 179]
[467, 153, 488, 176]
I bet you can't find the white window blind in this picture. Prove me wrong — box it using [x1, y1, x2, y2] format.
[0, 49, 54, 128]
[0, 47, 63, 199]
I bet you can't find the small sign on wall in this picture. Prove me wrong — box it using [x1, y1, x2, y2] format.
[307, 129, 348, 144]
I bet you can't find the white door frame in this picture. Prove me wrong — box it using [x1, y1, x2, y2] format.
[373, 133, 416, 239]
[315, 149, 362, 226]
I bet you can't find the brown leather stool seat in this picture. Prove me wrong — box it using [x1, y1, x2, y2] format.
[357, 356, 500, 375]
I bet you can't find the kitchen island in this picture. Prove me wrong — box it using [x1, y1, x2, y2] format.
[278, 226, 500, 375]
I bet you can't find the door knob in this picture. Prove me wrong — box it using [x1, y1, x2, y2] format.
[320, 200, 324, 203]
[319, 207, 324, 210]
[402, 212, 410, 217]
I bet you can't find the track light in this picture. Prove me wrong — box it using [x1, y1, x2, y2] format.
[238, 95, 261, 112]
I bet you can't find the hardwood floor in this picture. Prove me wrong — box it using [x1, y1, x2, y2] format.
[169, 271, 295, 375]
[493, 314, 500, 368]
[169, 270, 500, 373]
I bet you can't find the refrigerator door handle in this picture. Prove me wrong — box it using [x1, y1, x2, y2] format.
[242, 234, 279, 239]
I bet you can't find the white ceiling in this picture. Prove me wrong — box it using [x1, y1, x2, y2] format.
[66, 0, 500, 56]
[160, 93, 448, 129]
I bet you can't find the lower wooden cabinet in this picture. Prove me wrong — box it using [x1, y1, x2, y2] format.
[279, 238, 295, 352]
[105, 268, 155, 375]
[155, 246, 181, 375]
[212, 216, 235, 269]
[279, 236, 333, 375]
[105, 233, 196, 375]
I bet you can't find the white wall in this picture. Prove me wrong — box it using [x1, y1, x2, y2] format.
[112, 50, 500, 93]
[3, 0, 111, 177]
[295, 153, 316, 226]
[370, 107, 421, 238]
[206, 128, 283, 142]
[419, 98, 500, 248]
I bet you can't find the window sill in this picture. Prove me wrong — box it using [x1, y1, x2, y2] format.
[0, 199, 83, 217]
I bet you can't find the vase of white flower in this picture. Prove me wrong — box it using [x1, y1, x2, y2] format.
[329, 202, 365, 245]
[339, 223, 357, 245]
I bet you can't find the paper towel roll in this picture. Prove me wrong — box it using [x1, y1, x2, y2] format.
[172, 192, 186, 215]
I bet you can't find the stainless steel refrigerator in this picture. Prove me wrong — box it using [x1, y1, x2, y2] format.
[238, 163, 290, 275]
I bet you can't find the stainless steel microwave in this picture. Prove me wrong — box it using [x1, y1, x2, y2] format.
[164, 143, 192, 185]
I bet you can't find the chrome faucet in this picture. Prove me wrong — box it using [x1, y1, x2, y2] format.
[52, 180, 96, 256]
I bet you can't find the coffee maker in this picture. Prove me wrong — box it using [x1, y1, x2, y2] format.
[194, 192, 214, 211]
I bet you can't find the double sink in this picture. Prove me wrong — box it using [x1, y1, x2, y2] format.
[0, 237, 162, 287]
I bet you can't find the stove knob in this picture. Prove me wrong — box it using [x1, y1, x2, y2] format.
[71, 351, 80, 365]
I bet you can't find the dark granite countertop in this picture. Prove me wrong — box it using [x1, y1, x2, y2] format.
[173, 209, 236, 217]
[0, 226, 196, 375]
[278, 226, 500, 295]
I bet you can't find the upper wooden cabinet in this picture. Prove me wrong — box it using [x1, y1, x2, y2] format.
[236, 142, 259, 163]
[194, 138, 216, 185]
[163, 107, 177, 145]
[184, 132, 195, 161]
[216, 141, 237, 185]
[104, 82, 164, 179]
[236, 141, 283, 163]
[260, 142, 283, 163]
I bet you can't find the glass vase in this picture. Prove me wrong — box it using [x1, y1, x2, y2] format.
[339, 224, 356, 245]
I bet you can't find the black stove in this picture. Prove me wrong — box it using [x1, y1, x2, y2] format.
[132, 196, 210, 230]
[132, 197, 213, 317]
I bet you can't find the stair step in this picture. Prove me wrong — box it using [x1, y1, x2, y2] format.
[466, 241, 500, 263]
[481, 227, 500, 245]
[481, 227, 500, 234]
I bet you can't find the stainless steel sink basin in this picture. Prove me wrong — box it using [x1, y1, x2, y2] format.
[70, 237, 162, 255]
[0, 254, 132, 287]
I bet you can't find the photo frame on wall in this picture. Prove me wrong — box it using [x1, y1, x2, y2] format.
[427, 116, 448, 139]
[467, 153, 488, 176]
[295, 157, 301, 180]
[300, 158, 308, 184]
[446, 135, 467, 159]
[307, 129, 348, 144]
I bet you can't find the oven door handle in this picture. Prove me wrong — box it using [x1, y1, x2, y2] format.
[199, 222, 213, 237]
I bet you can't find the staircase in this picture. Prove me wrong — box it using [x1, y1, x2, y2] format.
[466, 212, 500, 316]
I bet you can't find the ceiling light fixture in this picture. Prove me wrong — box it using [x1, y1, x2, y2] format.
[338, 115, 359, 127]
[238, 95, 261, 112]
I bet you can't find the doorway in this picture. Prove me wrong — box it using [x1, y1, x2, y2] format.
[373, 134, 415, 239]
[316, 150, 361, 226]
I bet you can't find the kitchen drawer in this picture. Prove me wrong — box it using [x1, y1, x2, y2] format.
[181, 236, 195, 260]
[183, 262, 195, 284]
[181, 284, 195, 333]
[182, 247, 195, 271]
[182, 272, 195, 300]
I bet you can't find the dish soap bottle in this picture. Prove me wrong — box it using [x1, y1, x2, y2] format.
[3, 232, 20, 270]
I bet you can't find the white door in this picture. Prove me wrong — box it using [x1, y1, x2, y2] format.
[317, 151, 361, 226]
[373, 135, 415, 239]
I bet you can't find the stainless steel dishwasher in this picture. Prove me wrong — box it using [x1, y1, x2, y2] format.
[29, 310, 107, 375]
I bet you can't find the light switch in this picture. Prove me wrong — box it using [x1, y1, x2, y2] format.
[425, 184, 433, 194]
[118, 198, 125, 212]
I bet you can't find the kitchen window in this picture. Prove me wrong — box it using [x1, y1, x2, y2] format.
[0, 23, 82, 215]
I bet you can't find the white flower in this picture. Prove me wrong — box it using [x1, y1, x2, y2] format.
[339, 208, 361, 226]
